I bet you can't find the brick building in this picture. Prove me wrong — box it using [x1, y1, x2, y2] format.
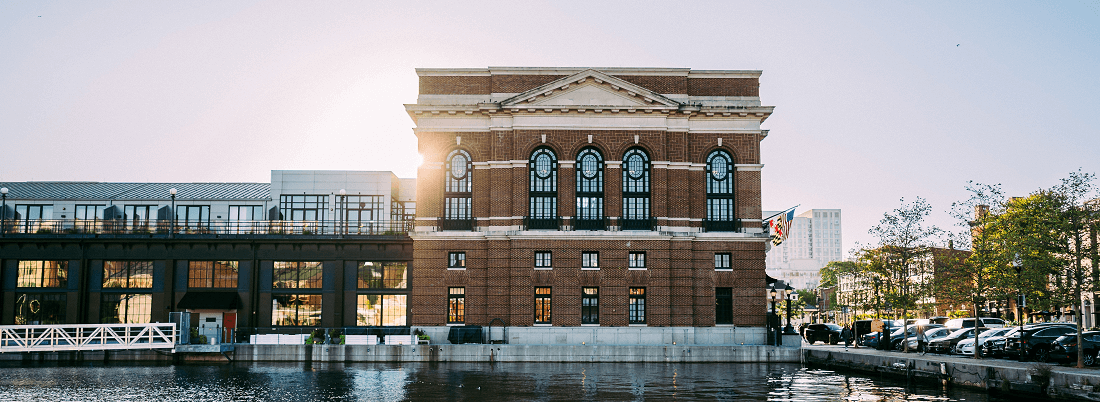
[406, 67, 774, 329]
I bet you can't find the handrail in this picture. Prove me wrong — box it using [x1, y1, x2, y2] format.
[0, 218, 413, 237]
[0, 323, 176, 352]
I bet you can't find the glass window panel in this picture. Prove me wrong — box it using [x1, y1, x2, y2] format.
[629, 252, 646, 269]
[356, 295, 381, 326]
[534, 287, 552, 324]
[15, 293, 66, 325]
[272, 294, 322, 326]
[706, 150, 736, 222]
[716, 287, 733, 325]
[100, 293, 151, 324]
[17, 261, 67, 288]
[382, 295, 407, 326]
[448, 287, 465, 324]
[273, 261, 323, 289]
[629, 287, 646, 324]
[582, 287, 599, 325]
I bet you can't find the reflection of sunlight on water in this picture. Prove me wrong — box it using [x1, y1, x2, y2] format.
[0, 362, 1005, 401]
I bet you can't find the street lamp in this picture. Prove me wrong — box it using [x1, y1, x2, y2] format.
[169, 188, 177, 237]
[338, 189, 346, 236]
[1, 187, 7, 238]
[784, 284, 797, 335]
[769, 284, 779, 346]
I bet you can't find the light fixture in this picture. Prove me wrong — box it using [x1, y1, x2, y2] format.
[0, 187, 7, 195]
[339, 189, 346, 196]
[169, 188, 177, 196]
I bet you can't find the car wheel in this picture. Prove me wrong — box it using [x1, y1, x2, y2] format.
[1086, 350, 1097, 367]
[1037, 348, 1051, 363]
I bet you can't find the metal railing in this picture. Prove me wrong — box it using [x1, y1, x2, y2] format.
[0, 218, 413, 237]
[573, 216, 609, 231]
[0, 323, 176, 352]
[620, 217, 655, 231]
[703, 218, 743, 232]
[437, 217, 473, 231]
[524, 216, 561, 230]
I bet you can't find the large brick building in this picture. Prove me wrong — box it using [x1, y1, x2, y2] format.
[406, 67, 774, 329]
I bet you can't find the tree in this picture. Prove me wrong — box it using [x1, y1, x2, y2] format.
[861, 197, 941, 352]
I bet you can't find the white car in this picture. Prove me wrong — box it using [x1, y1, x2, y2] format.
[955, 328, 1011, 355]
[906, 327, 953, 351]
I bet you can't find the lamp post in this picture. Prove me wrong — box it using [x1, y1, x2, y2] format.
[169, 188, 177, 238]
[769, 284, 779, 346]
[338, 189, 346, 237]
[0, 187, 7, 238]
[784, 284, 797, 335]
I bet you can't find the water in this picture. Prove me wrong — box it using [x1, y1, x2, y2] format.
[0, 361, 1019, 401]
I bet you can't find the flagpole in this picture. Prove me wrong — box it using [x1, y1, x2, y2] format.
[763, 205, 800, 221]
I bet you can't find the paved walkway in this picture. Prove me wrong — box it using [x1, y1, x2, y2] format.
[804, 342, 1100, 377]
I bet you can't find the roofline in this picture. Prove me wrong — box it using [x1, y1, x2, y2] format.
[416, 67, 761, 78]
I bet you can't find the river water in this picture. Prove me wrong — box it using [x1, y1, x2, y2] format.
[0, 361, 1020, 401]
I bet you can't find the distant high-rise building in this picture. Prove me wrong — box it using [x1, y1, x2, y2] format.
[762, 209, 842, 290]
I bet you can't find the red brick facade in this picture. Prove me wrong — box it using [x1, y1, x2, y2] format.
[408, 67, 773, 328]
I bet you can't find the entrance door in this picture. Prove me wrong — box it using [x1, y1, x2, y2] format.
[198, 312, 223, 343]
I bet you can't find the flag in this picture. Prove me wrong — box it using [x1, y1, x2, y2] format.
[770, 209, 795, 246]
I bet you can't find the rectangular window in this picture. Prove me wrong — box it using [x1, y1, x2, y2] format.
[175, 205, 211, 227]
[355, 294, 407, 326]
[17, 261, 68, 288]
[357, 262, 407, 289]
[280, 195, 328, 221]
[272, 294, 322, 326]
[716, 287, 733, 325]
[582, 251, 599, 270]
[15, 293, 66, 325]
[75, 205, 104, 220]
[628, 251, 646, 270]
[100, 293, 151, 324]
[123, 205, 156, 228]
[448, 287, 465, 324]
[273, 261, 322, 289]
[448, 252, 466, 269]
[582, 287, 599, 325]
[340, 195, 386, 234]
[534, 287, 552, 324]
[534, 251, 552, 269]
[188, 261, 239, 288]
[715, 253, 731, 270]
[103, 261, 153, 289]
[629, 287, 646, 324]
[228, 205, 263, 233]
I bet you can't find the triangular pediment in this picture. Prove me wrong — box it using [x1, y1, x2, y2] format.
[500, 69, 681, 108]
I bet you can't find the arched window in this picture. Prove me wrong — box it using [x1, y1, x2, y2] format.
[621, 148, 651, 230]
[705, 150, 737, 231]
[442, 149, 472, 230]
[575, 147, 605, 230]
[527, 147, 558, 229]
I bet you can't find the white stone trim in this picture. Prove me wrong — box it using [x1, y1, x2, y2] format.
[534, 267, 552, 271]
[628, 267, 647, 271]
[605, 161, 621, 168]
[735, 164, 764, 171]
[447, 267, 466, 271]
[581, 267, 600, 271]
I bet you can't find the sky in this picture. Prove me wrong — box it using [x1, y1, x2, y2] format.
[1, 1, 1098, 256]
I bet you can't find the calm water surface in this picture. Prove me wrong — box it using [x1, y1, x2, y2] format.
[0, 361, 1019, 401]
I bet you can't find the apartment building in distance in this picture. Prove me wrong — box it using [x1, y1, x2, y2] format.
[764, 209, 843, 290]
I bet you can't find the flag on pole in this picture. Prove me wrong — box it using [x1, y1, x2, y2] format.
[769, 209, 795, 246]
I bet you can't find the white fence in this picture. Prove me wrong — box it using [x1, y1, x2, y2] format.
[0, 323, 176, 353]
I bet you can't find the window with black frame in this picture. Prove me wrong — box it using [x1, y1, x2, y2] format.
[716, 288, 733, 324]
[448, 287, 465, 324]
[102, 261, 153, 289]
[534, 287, 552, 324]
[714, 253, 732, 270]
[101, 293, 152, 324]
[357, 262, 407, 289]
[575, 148, 604, 230]
[188, 261, 239, 288]
[280, 195, 327, 222]
[124, 205, 156, 231]
[448, 252, 466, 269]
[15, 293, 65, 325]
[442, 149, 473, 230]
[534, 251, 552, 269]
[175, 205, 211, 231]
[528, 147, 558, 229]
[629, 287, 646, 324]
[340, 195, 386, 234]
[582, 251, 599, 270]
[582, 287, 599, 325]
[629, 252, 646, 270]
[621, 148, 651, 230]
[18, 261, 67, 288]
[273, 261, 322, 289]
[705, 150, 737, 231]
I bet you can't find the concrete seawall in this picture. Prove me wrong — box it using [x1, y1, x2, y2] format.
[804, 346, 1100, 401]
[236, 344, 800, 363]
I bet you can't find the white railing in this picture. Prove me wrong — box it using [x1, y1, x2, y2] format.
[0, 323, 176, 353]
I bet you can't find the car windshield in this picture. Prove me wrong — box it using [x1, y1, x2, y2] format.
[926, 328, 951, 339]
[825, 324, 841, 330]
[977, 328, 1007, 340]
[948, 328, 972, 338]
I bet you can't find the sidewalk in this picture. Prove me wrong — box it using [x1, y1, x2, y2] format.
[804, 343, 1100, 376]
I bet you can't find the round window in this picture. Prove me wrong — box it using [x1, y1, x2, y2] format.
[450, 154, 468, 179]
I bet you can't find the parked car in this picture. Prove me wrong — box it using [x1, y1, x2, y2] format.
[954, 327, 1010, 356]
[1049, 330, 1100, 365]
[944, 318, 1006, 329]
[905, 327, 953, 351]
[861, 322, 903, 349]
[983, 323, 1071, 357]
[852, 320, 872, 346]
[890, 324, 944, 350]
[804, 323, 843, 345]
[1003, 324, 1077, 361]
[928, 316, 950, 325]
[927, 328, 976, 354]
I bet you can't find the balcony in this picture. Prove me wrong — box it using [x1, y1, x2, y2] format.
[573, 217, 608, 231]
[524, 216, 560, 230]
[437, 217, 474, 231]
[703, 219, 742, 232]
[620, 217, 655, 231]
[0, 218, 413, 237]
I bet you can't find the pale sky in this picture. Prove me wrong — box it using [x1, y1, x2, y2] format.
[2, 1, 1098, 255]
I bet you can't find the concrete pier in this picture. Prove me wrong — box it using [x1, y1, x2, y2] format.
[235, 344, 801, 363]
[804, 344, 1100, 401]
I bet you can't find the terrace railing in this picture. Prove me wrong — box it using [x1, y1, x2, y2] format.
[0, 218, 413, 237]
[0, 323, 176, 353]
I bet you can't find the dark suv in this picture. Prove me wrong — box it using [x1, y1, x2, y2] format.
[1049, 330, 1100, 365]
[1004, 324, 1077, 361]
[927, 328, 975, 354]
[804, 323, 843, 344]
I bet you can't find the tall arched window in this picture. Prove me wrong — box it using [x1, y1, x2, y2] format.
[621, 148, 651, 230]
[528, 147, 558, 229]
[705, 150, 736, 231]
[575, 147, 605, 230]
[442, 149, 472, 230]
